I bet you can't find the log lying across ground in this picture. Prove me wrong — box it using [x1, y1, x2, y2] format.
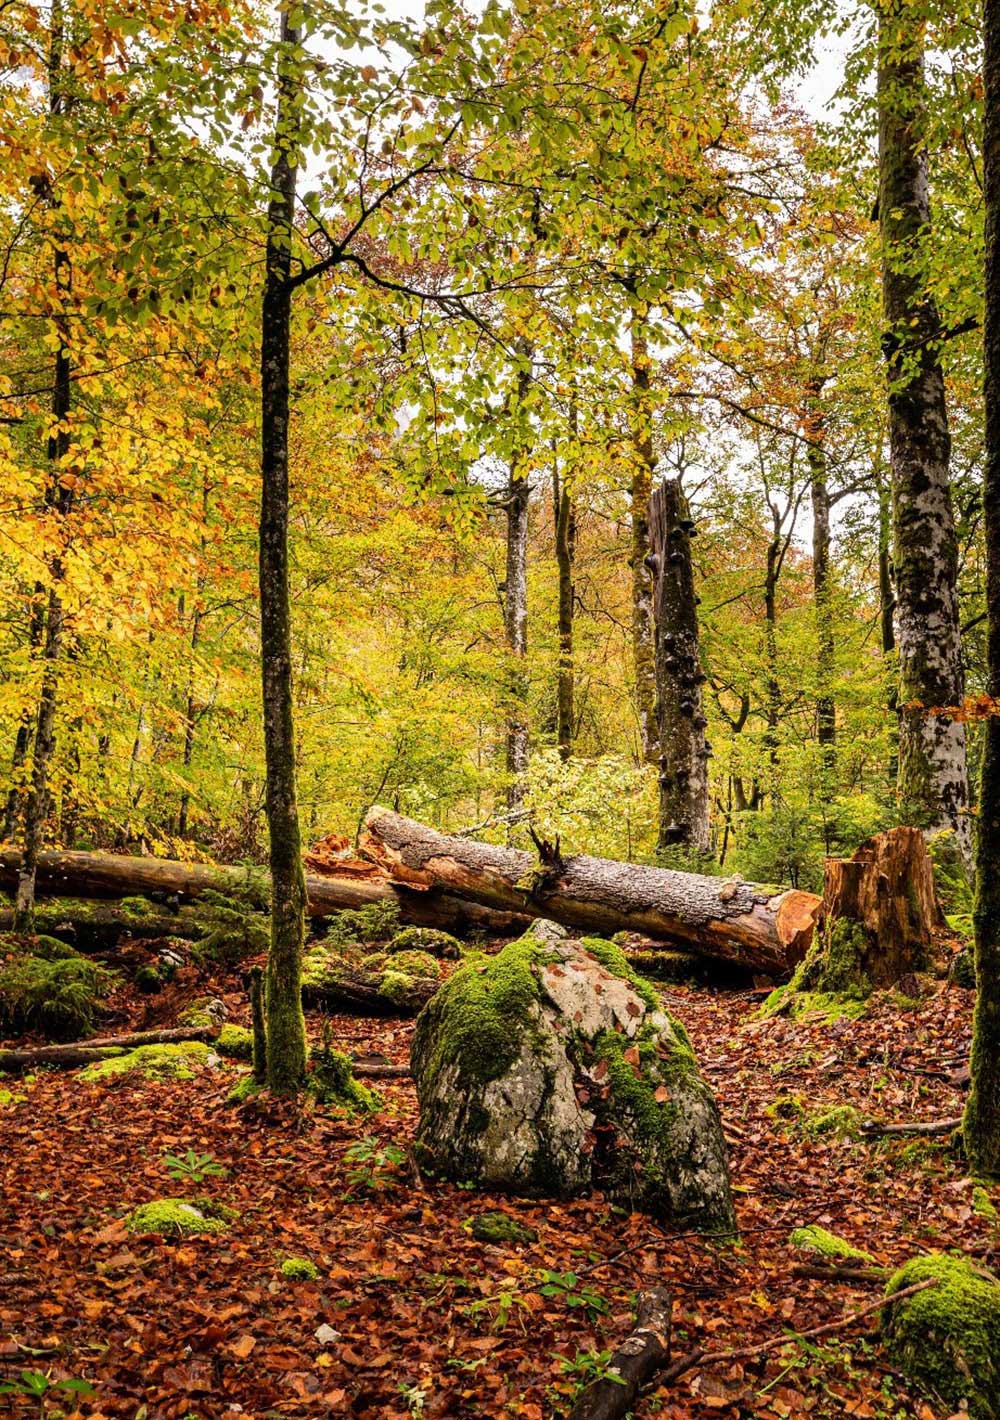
[360, 810, 822, 975]
[568, 1288, 672, 1420]
[0, 1025, 218, 1074]
[0, 848, 530, 938]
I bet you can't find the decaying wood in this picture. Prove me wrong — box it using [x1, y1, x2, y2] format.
[0, 847, 530, 937]
[302, 965, 440, 1016]
[821, 826, 946, 986]
[790, 1262, 887, 1285]
[860, 1116, 962, 1138]
[0, 1024, 217, 1074]
[569, 1287, 672, 1420]
[360, 809, 821, 975]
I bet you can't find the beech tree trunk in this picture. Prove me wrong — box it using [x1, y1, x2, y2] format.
[878, 0, 970, 860]
[877, 466, 899, 783]
[965, 0, 1000, 1176]
[14, 0, 71, 932]
[553, 454, 575, 761]
[360, 809, 821, 975]
[0, 848, 530, 937]
[2, 589, 45, 842]
[258, 7, 308, 1093]
[630, 309, 659, 763]
[821, 826, 944, 987]
[807, 382, 835, 769]
[504, 438, 530, 814]
[649, 479, 709, 854]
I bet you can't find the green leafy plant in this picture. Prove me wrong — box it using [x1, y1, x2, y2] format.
[537, 1270, 610, 1321]
[0, 955, 115, 1040]
[0, 1368, 97, 1415]
[465, 1280, 533, 1334]
[342, 1136, 407, 1193]
[324, 900, 401, 948]
[162, 1148, 228, 1183]
[397, 1381, 428, 1416]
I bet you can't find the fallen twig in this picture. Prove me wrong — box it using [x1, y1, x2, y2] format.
[790, 1261, 887, 1285]
[861, 1117, 962, 1138]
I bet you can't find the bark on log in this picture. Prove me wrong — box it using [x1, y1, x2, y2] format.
[568, 1287, 672, 1420]
[0, 1025, 218, 1074]
[302, 966, 440, 1016]
[821, 826, 945, 985]
[0, 849, 529, 937]
[360, 810, 821, 975]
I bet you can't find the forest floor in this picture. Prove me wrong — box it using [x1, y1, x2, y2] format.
[0, 940, 985, 1420]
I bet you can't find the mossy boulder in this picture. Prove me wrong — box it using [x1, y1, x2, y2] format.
[216, 1025, 253, 1061]
[410, 924, 735, 1232]
[134, 965, 162, 995]
[882, 1252, 1000, 1419]
[125, 1197, 230, 1236]
[80, 1041, 212, 1083]
[387, 926, 461, 960]
[280, 1256, 320, 1280]
[789, 1225, 875, 1264]
[468, 1211, 538, 1245]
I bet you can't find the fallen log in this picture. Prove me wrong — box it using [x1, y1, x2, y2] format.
[569, 1288, 672, 1420]
[0, 848, 529, 938]
[860, 1117, 962, 1138]
[0, 1025, 218, 1074]
[302, 963, 440, 1016]
[359, 810, 821, 975]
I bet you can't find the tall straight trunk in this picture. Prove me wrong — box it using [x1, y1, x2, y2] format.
[650, 480, 709, 854]
[258, 6, 307, 1093]
[504, 448, 530, 811]
[630, 308, 659, 763]
[878, 0, 970, 859]
[553, 455, 575, 761]
[806, 385, 835, 770]
[964, 0, 1000, 1174]
[877, 465, 899, 782]
[3, 588, 46, 841]
[14, 0, 70, 931]
[763, 524, 781, 782]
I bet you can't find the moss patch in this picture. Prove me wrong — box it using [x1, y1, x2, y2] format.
[80, 1042, 212, 1083]
[760, 985, 868, 1023]
[280, 1256, 320, 1280]
[125, 1197, 230, 1236]
[789, 1225, 875, 1263]
[0, 952, 116, 1040]
[883, 1252, 1000, 1419]
[307, 1047, 379, 1113]
[216, 1025, 253, 1061]
[387, 926, 461, 958]
[468, 1211, 538, 1245]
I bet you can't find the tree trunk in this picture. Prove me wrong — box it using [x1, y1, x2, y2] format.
[553, 452, 575, 761]
[820, 826, 944, 988]
[0, 1026, 218, 1075]
[568, 1288, 672, 1420]
[965, 0, 1000, 1175]
[878, 0, 970, 860]
[649, 479, 709, 854]
[0, 848, 531, 937]
[877, 465, 899, 783]
[302, 964, 439, 1015]
[807, 383, 835, 769]
[259, 7, 308, 1093]
[360, 809, 821, 975]
[2, 588, 46, 842]
[763, 515, 781, 782]
[630, 309, 659, 762]
[14, 0, 71, 932]
[504, 372, 531, 816]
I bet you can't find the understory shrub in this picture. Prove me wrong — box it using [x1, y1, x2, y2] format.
[0, 953, 116, 1040]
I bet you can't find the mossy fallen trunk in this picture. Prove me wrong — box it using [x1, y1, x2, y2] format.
[302, 946, 440, 1016]
[410, 921, 735, 1232]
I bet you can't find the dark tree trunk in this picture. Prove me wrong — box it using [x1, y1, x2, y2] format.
[763, 518, 781, 781]
[3, 588, 46, 842]
[630, 309, 659, 763]
[807, 384, 835, 769]
[877, 465, 899, 783]
[504, 381, 530, 815]
[649, 480, 709, 854]
[14, 0, 70, 932]
[878, 0, 970, 859]
[965, 0, 1000, 1174]
[258, 6, 308, 1093]
[553, 457, 575, 761]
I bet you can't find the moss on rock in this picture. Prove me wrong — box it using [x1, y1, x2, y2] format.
[134, 965, 162, 995]
[387, 926, 461, 959]
[125, 1197, 230, 1236]
[280, 1256, 320, 1280]
[950, 947, 976, 990]
[789, 1225, 875, 1263]
[80, 1041, 212, 1083]
[216, 1025, 254, 1061]
[468, 1211, 538, 1245]
[883, 1252, 1000, 1419]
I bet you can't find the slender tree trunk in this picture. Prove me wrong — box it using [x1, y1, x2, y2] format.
[630, 308, 659, 763]
[877, 464, 899, 782]
[258, 6, 308, 1093]
[763, 526, 781, 783]
[504, 368, 531, 815]
[806, 385, 835, 771]
[553, 456, 575, 761]
[3, 588, 45, 841]
[964, 0, 1000, 1175]
[878, 0, 970, 859]
[650, 480, 709, 854]
[14, 0, 70, 931]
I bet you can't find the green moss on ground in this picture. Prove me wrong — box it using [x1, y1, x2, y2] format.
[760, 985, 868, 1023]
[974, 1186, 999, 1224]
[468, 1211, 538, 1244]
[0, 953, 116, 1040]
[134, 965, 162, 994]
[216, 1025, 253, 1061]
[280, 1256, 320, 1280]
[387, 926, 461, 958]
[125, 1197, 230, 1236]
[226, 1073, 264, 1106]
[802, 1104, 863, 1140]
[883, 1252, 1000, 1419]
[308, 1047, 379, 1113]
[789, 1225, 875, 1263]
[80, 1042, 211, 1083]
